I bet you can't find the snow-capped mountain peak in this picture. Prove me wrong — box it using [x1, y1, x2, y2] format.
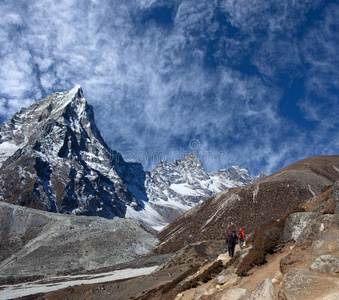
[0, 87, 266, 230]
[0, 86, 146, 219]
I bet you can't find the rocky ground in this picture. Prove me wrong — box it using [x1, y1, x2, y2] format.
[0, 202, 158, 281]
[1, 158, 338, 300]
[23, 181, 339, 300]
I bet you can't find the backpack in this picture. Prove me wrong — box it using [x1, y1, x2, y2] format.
[238, 231, 243, 240]
[227, 232, 236, 245]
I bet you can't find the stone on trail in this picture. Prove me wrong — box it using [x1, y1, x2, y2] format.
[249, 278, 276, 300]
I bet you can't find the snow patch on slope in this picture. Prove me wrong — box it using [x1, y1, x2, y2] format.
[170, 183, 199, 196]
[0, 142, 20, 166]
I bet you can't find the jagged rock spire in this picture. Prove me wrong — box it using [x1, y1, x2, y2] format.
[0, 86, 147, 218]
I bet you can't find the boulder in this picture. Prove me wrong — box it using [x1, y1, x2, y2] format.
[295, 214, 339, 246]
[274, 270, 283, 281]
[217, 275, 226, 284]
[283, 269, 339, 300]
[250, 279, 276, 300]
[193, 289, 208, 299]
[217, 272, 238, 285]
[334, 180, 339, 214]
[312, 231, 339, 257]
[219, 288, 250, 300]
[283, 212, 318, 243]
[309, 255, 339, 275]
[271, 270, 283, 285]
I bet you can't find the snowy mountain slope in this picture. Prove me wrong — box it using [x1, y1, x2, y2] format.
[136, 153, 260, 229]
[0, 86, 264, 230]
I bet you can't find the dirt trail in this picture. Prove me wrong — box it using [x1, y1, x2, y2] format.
[238, 247, 290, 291]
[176, 252, 232, 299]
[175, 246, 292, 299]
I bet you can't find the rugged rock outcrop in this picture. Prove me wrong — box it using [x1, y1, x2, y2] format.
[283, 212, 318, 243]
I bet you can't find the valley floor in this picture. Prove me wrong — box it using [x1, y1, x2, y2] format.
[0, 266, 158, 300]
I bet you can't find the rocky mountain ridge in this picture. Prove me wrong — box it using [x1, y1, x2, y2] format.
[157, 155, 339, 253]
[0, 86, 262, 229]
[140, 153, 258, 229]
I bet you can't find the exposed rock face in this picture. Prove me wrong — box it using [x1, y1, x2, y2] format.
[283, 212, 318, 243]
[312, 231, 339, 257]
[0, 86, 147, 219]
[334, 180, 339, 205]
[157, 155, 339, 253]
[281, 210, 339, 300]
[284, 213, 339, 248]
[0, 201, 157, 277]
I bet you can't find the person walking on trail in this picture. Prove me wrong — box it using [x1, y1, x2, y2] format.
[226, 230, 237, 258]
[238, 228, 245, 249]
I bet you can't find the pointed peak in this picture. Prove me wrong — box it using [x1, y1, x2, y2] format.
[68, 85, 83, 99]
[184, 152, 199, 162]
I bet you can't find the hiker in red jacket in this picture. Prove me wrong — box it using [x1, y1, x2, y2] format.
[226, 231, 237, 257]
[237, 228, 245, 249]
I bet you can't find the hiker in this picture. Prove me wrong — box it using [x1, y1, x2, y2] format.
[226, 230, 237, 257]
[238, 228, 245, 249]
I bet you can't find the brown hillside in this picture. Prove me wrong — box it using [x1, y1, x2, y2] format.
[156, 155, 339, 253]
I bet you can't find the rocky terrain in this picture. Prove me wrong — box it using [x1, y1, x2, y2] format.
[32, 177, 339, 300]
[157, 155, 339, 253]
[0, 201, 158, 281]
[0, 86, 260, 230]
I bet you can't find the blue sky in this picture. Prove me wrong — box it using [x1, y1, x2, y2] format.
[0, 0, 338, 175]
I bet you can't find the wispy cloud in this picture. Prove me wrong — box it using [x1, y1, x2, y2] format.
[0, 0, 338, 176]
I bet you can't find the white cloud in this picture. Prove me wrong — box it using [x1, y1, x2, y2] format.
[0, 0, 337, 175]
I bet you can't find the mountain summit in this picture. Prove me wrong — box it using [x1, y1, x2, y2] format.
[0, 86, 147, 218]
